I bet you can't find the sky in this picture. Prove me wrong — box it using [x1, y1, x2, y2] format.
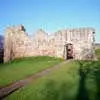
[0, 0, 100, 42]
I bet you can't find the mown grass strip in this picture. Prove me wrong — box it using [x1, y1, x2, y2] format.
[0, 56, 63, 87]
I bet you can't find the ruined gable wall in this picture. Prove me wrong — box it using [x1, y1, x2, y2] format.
[54, 30, 67, 58]
[67, 28, 95, 60]
[4, 27, 14, 62]
[4, 25, 36, 62]
[32, 29, 56, 56]
[53, 28, 95, 60]
[4, 26, 95, 63]
[4, 26, 57, 62]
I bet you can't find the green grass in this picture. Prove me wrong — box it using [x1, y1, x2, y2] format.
[0, 56, 63, 87]
[5, 60, 100, 100]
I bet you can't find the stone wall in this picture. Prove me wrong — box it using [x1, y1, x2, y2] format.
[0, 35, 4, 63]
[4, 25, 95, 63]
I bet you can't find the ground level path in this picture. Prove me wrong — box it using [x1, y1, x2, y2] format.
[0, 61, 68, 99]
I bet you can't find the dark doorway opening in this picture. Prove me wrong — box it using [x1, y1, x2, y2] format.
[0, 48, 4, 63]
[66, 43, 73, 59]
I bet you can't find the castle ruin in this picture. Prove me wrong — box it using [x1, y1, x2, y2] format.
[4, 25, 95, 62]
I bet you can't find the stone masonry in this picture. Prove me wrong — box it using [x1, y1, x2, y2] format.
[4, 25, 95, 63]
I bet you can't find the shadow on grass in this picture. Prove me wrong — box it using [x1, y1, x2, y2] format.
[77, 61, 100, 100]
[76, 61, 90, 100]
[34, 61, 100, 100]
[93, 62, 100, 100]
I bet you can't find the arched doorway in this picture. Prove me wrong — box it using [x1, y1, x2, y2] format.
[64, 43, 73, 60]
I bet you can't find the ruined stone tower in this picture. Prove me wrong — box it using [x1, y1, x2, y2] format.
[4, 25, 95, 63]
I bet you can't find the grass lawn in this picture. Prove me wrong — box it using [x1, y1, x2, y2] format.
[0, 56, 63, 87]
[5, 60, 100, 100]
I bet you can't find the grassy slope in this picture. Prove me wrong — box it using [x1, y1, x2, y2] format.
[6, 61, 100, 100]
[6, 61, 79, 100]
[0, 56, 62, 87]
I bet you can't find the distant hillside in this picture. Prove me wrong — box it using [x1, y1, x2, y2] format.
[95, 43, 100, 49]
[0, 35, 4, 49]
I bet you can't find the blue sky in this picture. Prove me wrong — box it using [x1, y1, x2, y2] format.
[0, 0, 100, 42]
